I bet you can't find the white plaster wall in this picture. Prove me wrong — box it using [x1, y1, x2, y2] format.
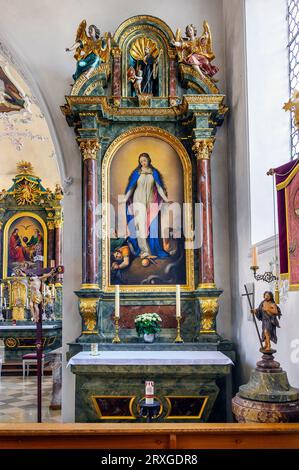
[246, 0, 290, 244]
[0, 0, 231, 421]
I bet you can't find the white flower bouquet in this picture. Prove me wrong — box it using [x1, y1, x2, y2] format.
[134, 313, 162, 336]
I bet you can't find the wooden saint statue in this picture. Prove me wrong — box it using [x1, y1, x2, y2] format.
[251, 291, 282, 352]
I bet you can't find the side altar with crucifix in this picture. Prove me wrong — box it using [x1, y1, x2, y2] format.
[0, 162, 63, 361]
[63, 15, 235, 422]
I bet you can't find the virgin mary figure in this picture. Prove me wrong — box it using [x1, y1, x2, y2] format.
[124, 153, 169, 260]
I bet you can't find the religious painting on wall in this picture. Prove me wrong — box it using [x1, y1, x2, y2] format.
[275, 159, 299, 290]
[102, 127, 194, 291]
[0, 66, 25, 113]
[3, 213, 47, 278]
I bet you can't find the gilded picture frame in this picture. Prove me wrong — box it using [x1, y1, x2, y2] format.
[101, 126, 194, 292]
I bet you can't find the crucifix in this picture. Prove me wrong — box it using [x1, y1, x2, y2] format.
[28, 265, 63, 423]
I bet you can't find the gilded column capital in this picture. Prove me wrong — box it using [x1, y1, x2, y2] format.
[192, 138, 215, 160]
[111, 48, 121, 58]
[79, 140, 100, 161]
[54, 219, 63, 229]
[47, 220, 55, 230]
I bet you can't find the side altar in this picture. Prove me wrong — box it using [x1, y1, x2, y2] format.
[0, 162, 63, 360]
[62, 15, 234, 422]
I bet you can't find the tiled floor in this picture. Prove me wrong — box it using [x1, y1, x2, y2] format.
[0, 376, 61, 422]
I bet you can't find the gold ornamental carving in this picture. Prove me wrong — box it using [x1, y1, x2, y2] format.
[199, 297, 219, 333]
[14, 180, 40, 205]
[192, 139, 214, 160]
[79, 298, 98, 332]
[79, 140, 100, 161]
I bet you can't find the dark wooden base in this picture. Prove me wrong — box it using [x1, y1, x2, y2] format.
[232, 394, 299, 423]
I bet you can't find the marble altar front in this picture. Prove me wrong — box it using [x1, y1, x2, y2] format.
[69, 349, 233, 423]
[0, 322, 62, 360]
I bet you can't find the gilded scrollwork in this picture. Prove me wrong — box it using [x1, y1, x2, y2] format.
[79, 298, 98, 332]
[199, 297, 219, 333]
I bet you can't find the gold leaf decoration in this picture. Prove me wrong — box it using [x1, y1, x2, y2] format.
[14, 181, 39, 205]
[130, 37, 159, 61]
[16, 161, 35, 175]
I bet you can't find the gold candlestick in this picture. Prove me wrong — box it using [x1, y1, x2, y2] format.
[174, 316, 184, 343]
[112, 316, 121, 343]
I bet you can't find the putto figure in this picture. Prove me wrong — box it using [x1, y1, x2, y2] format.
[172, 21, 219, 80]
[66, 20, 111, 81]
[251, 291, 282, 352]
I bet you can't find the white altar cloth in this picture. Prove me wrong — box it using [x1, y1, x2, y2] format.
[0, 325, 59, 330]
[68, 350, 233, 367]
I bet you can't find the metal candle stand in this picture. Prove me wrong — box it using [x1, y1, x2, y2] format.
[138, 399, 161, 422]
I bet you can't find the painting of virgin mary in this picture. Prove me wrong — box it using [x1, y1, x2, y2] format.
[125, 153, 169, 260]
[108, 135, 188, 287]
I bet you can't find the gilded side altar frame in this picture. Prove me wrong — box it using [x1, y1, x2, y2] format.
[102, 126, 194, 293]
[2, 211, 48, 279]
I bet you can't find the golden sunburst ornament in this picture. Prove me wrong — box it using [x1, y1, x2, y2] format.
[130, 37, 159, 61]
[16, 161, 35, 175]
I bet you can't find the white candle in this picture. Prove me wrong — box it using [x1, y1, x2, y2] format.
[176, 284, 181, 318]
[26, 297, 29, 309]
[0, 283, 3, 299]
[251, 246, 258, 267]
[51, 284, 55, 297]
[115, 285, 120, 318]
[145, 380, 154, 405]
[3, 298, 6, 308]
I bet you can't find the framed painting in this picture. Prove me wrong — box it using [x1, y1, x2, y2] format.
[102, 126, 194, 292]
[3, 212, 47, 278]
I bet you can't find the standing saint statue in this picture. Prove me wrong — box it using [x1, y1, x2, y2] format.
[66, 20, 111, 81]
[124, 153, 169, 261]
[251, 291, 282, 352]
[129, 38, 160, 96]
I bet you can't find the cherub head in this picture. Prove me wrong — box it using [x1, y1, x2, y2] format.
[113, 250, 124, 262]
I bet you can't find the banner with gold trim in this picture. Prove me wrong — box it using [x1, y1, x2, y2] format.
[275, 158, 299, 290]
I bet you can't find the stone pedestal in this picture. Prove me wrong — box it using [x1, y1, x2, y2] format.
[232, 351, 299, 423]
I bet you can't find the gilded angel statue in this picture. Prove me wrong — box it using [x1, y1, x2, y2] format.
[172, 21, 219, 80]
[66, 20, 111, 81]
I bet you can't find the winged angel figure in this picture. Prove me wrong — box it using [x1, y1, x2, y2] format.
[172, 21, 219, 81]
[66, 20, 111, 81]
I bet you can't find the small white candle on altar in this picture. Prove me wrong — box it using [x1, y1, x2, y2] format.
[145, 380, 154, 405]
[115, 285, 120, 318]
[251, 246, 258, 267]
[176, 284, 181, 318]
[0, 283, 3, 299]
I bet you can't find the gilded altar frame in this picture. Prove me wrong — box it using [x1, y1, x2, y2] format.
[2, 211, 48, 279]
[102, 126, 194, 293]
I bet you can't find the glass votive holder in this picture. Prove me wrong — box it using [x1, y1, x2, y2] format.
[90, 343, 99, 356]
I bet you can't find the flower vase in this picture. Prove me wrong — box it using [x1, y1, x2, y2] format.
[143, 333, 155, 343]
